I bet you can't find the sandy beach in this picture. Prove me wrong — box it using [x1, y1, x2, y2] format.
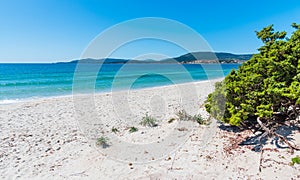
[0, 79, 299, 179]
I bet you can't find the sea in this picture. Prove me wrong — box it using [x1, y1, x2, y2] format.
[0, 63, 240, 104]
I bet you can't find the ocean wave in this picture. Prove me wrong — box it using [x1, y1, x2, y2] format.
[0, 99, 21, 105]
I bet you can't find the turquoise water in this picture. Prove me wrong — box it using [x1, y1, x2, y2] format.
[0, 63, 240, 103]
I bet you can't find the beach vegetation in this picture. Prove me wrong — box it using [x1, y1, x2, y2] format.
[176, 109, 208, 124]
[176, 109, 191, 121]
[192, 114, 207, 125]
[205, 23, 300, 151]
[140, 113, 157, 127]
[168, 118, 176, 123]
[96, 136, 109, 148]
[290, 156, 300, 166]
[111, 127, 119, 133]
[129, 126, 138, 133]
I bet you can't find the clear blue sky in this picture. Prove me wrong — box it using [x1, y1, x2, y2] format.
[1, 0, 300, 63]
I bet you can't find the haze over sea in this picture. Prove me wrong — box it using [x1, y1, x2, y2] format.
[0, 63, 239, 104]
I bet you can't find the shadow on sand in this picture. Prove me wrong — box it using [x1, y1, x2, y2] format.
[219, 122, 300, 152]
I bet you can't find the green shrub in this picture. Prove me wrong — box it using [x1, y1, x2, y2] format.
[205, 23, 300, 128]
[168, 118, 176, 123]
[290, 156, 300, 166]
[96, 136, 109, 148]
[192, 114, 207, 125]
[140, 114, 157, 127]
[176, 110, 191, 121]
[111, 127, 119, 133]
[176, 110, 208, 125]
[129, 126, 138, 133]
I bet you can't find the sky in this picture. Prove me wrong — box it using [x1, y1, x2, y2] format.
[0, 0, 300, 63]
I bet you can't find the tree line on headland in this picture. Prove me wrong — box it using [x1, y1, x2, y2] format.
[60, 52, 252, 64]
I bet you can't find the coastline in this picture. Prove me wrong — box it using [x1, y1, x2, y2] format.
[0, 78, 224, 105]
[0, 78, 299, 179]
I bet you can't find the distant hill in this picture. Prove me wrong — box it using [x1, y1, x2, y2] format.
[62, 58, 157, 64]
[161, 52, 253, 63]
[61, 52, 253, 64]
[67, 58, 129, 64]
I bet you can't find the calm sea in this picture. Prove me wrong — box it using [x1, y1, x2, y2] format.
[0, 63, 239, 104]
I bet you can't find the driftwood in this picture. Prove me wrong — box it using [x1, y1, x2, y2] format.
[256, 117, 300, 172]
[257, 118, 300, 151]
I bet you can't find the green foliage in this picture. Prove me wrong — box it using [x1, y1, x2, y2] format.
[176, 110, 208, 125]
[111, 127, 119, 133]
[176, 110, 191, 121]
[96, 136, 109, 148]
[205, 23, 300, 127]
[168, 118, 176, 123]
[290, 156, 300, 166]
[192, 114, 207, 125]
[129, 126, 138, 133]
[140, 114, 157, 127]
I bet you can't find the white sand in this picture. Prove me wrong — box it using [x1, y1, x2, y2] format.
[0, 79, 299, 179]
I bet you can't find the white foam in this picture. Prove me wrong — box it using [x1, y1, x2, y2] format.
[0, 99, 21, 105]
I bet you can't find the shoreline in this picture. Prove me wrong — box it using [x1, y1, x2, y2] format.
[0, 78, 224, 105]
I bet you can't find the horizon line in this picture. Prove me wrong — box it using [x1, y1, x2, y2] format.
[0, 51, 256, 64]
